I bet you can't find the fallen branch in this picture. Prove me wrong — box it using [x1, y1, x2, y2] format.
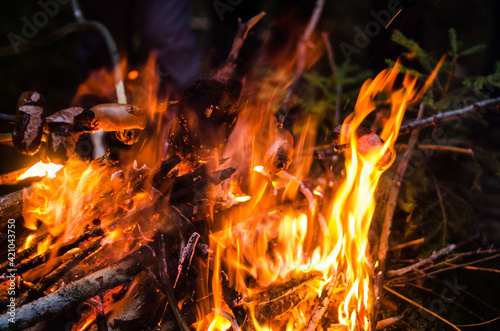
[399, 96, 500, 134]
[0, 244, 155, 330]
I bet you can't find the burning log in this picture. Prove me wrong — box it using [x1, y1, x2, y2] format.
[238, 271, 323, 326]
[15, 237, 103, 307]
[0, 244, 155, 330]
[12, 91, 45, 156]
[0, 225, 103, 278]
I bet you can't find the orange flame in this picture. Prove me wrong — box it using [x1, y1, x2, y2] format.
[207, 58, 443, 330]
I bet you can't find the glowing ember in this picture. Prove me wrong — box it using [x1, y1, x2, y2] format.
[17, 161, 63, 180]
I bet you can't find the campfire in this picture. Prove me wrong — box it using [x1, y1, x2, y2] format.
[2, 2, 500, 331]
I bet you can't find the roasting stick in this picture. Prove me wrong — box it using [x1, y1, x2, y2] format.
[72, 0, 128, 157]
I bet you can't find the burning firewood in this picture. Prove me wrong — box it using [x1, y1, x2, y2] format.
[0, 244, 155, 331]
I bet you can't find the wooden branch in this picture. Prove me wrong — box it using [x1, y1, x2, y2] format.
[387, 243, 457, 278]
[0, 133, 13, 146]
[215, 12, 266, 82]
[399, 96, 500, 134]
[276, 0, 325, 126]
[174, 232, 200, 288]
[0, 244, 155, 330]
[372, 104, 424, 329]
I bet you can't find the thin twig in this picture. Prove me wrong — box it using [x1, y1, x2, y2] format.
[384, 286, 462, 331]
[399, 96, 500, 134]
[430, 172, 448, 245]
[322, 32, 342, 125]
[395, 144, 474, 155]
[387, 243, 456, 278]
[215, 12, 266, 82]
[457, 314, 500, 327]
[389, 238, 424, 251]
[276, 0, 325, 126]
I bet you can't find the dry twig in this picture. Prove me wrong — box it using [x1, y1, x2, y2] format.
[384, 285, 462, 331]
[399, 96, 500, 134]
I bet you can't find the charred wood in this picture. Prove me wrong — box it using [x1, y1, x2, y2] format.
[0, 244, 155, 330]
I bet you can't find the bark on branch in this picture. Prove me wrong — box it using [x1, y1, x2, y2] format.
[399, 96, 500, 134]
